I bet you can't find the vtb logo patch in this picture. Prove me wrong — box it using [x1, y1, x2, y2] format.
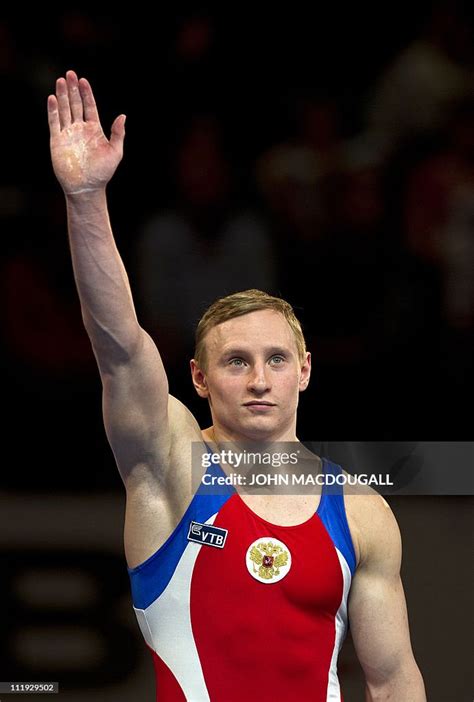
[187, 521, 228, 549]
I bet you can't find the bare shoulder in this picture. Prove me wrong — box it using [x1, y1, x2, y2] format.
[343, 476, 401, 571]
[127, 393, 206, 494]
[124, 395, 209, 569]
[166, 394, 209, 495]
[168, 393, 205, 450]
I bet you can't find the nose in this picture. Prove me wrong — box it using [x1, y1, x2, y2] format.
[247, 363, 271, 394]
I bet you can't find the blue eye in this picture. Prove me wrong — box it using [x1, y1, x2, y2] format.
[270, 356, 285, 364]
[230, 358, 245, 367]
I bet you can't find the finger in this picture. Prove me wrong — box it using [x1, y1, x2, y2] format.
[47, 95, 61, 136]
[110, 114, 126, 153]
[66, 70, 84, 123]
[55, 77, 72, 129]
[78, 77, 100, 123]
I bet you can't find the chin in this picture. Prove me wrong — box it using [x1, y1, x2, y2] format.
[238, 417, 282, 441]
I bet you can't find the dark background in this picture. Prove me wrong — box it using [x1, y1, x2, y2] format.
[0, 4, 473, 701]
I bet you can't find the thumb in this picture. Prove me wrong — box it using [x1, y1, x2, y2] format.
[110, 114, 126, 151]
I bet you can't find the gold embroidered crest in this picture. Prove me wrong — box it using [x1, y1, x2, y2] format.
[246, 537, 292, 583]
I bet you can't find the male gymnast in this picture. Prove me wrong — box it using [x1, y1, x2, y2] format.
[47, 69, 426, 701]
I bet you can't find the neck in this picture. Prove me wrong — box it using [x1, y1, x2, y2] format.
[202, 426, 321, 482]
[206, 421, 299, 445]
[202, 423, 300, 457]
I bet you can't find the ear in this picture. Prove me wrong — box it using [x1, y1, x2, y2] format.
[299, 352, 311, 392]
[190, 359, 209, 398]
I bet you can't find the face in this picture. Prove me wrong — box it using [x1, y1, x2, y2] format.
[191, 309, 311, 441]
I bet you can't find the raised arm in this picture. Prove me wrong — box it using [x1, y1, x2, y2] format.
[348, 496, 426, 701]
[48, 71, 139, 363]
[47, 70, 174, 485]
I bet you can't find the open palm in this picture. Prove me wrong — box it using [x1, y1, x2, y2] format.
[47, 70, 126, 194]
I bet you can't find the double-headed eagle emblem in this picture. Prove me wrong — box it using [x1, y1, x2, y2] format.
[249, 540, 289, 580]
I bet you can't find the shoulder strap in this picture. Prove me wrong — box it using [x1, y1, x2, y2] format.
[317, 458, 357, 576]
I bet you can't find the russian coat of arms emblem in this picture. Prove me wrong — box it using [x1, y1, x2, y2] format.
[245, 537, 292, 583]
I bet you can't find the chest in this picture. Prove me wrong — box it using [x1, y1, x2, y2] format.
[238, 493, 322, 526]
[192, 493, 346, 616]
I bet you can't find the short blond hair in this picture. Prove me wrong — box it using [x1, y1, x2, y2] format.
[194, 289, 307, 370]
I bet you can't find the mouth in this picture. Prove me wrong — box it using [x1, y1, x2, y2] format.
[243, 401, 276, 408]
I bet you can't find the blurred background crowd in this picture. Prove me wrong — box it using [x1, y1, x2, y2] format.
[0, 4, 473, 700]
[2, 4, 473, 474]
